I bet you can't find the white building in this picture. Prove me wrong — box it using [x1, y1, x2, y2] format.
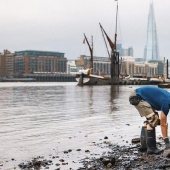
[67, 60, 80, 74]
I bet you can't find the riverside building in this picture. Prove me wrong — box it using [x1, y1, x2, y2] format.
[120, 56, 158, 78]
[149, 60, 167, 78]
[67, 60, 79, 74]
[75, 55, 111, 76]
[75, 55, 159, 78]
[0, 50, 14, 78]
[14, 50, 67, 75]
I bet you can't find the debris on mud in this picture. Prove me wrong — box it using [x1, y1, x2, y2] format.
[78, 139, 170, 170]
[17, 137, 170, 170]
[18, 157, 53, 169]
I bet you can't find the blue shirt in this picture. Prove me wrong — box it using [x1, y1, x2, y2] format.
[135, 86, 170, 116]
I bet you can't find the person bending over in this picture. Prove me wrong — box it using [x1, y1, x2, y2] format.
[129, 86, 170, 156]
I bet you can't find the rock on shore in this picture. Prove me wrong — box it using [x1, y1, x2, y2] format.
[79, 142, 170, 170]
[17, 137, 170, 170]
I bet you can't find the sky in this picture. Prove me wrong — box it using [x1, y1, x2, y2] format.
[0, 0, 170, 60]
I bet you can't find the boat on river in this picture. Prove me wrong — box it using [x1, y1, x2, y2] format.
[149, 75, 170, 84]
[76, 1, 121, 86]
[121, 75, 148, 85]
[76, 68, 132, 85]
[76, 68, 111, 85]
[75, 33, 112, 85]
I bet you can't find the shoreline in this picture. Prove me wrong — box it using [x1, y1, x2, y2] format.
[1, 135, 170, 170]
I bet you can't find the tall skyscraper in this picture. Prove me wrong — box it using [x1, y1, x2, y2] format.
[144, 2, 159, 61]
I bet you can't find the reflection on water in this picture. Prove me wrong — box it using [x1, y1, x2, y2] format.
[0, 82, 167, 169]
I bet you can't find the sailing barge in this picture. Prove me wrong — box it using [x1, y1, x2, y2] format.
[76, 1, 120, 86]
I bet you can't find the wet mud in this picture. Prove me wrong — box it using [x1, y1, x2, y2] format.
[79, 141, 170, 170]
[12, 136, 170, 170]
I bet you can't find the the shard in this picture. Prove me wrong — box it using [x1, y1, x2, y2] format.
[144, 2, 159, 61]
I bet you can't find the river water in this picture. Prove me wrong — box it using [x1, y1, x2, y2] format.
[0, 82, 168, 170]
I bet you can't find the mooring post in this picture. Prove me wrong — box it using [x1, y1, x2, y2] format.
[167, 59, 169, 79]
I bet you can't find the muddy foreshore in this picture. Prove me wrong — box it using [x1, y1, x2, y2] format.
[5, 135, 169, 170]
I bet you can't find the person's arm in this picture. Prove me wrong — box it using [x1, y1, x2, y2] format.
[160, 111, 168, 138]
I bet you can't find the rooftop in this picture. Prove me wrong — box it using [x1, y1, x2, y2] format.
[15, 50, 65, 57]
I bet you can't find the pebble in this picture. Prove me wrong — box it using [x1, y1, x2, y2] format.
[15, 136, 170, 170]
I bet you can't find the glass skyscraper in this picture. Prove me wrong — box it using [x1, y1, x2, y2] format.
[144, 2, 159, 61]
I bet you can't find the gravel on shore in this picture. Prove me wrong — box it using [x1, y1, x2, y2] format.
[10, 136, 170, 170]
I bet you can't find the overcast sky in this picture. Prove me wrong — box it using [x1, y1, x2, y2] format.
[0, 0, 170, 60]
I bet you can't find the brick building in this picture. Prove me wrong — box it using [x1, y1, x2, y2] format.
[14, 50, 67, 75]
[0, 50, 14, 78]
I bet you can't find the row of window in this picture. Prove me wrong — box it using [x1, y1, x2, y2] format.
[15, 51, 65, 57]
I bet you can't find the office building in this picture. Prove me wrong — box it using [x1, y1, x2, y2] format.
[14, 50, 67, 74]
[117, 43, 133, 57]
[120, 56, 157, 77]
[149, 60, 166, 77]
[144, 2, 159, 61]
[76, 55, 158, 77]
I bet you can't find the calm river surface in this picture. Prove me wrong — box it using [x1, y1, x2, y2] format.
[0, 82, 169, 170]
